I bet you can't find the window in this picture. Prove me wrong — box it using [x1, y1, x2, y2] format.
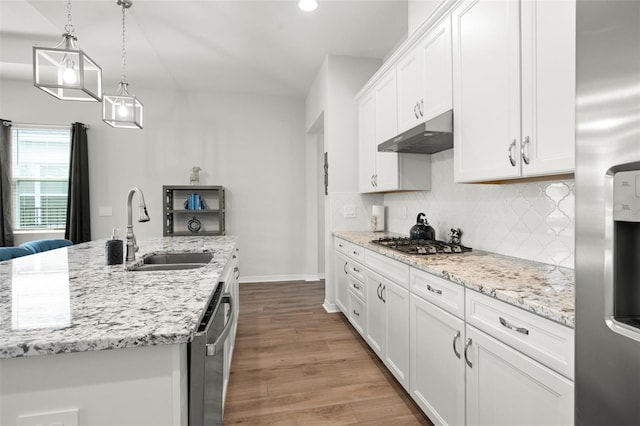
[11, 126, 71, 230]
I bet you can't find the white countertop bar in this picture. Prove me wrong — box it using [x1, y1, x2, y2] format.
[0, 236, 238, 359]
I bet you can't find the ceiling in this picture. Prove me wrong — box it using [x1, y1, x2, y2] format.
[0, 0, 408, 98]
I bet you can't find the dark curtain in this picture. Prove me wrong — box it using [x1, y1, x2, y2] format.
[65, 122, 91, 243]
[0, 119, 13, 247]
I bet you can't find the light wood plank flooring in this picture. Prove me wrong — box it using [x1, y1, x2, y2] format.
[224, 280, 433, 425]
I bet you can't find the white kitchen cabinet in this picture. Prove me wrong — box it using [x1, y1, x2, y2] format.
[334, 251, 349, 314]
[397, 16, 453, 134]
[347, 278, 366, 336]
[519, 0, 575, 177]
[358, 73, 431, 193]
[410, 295, 465, 426]
[365, 268, 410, 390]
[397, 43, 425, 134]
[452, 0, 575, 183]
[374, 71, 401, 191]
[465, 324, 574, 426]
[358, 91, 377, 192]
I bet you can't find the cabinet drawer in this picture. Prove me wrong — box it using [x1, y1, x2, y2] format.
[335, 238, 349, 255]
[466, 290, 574, 379]
[348, 244, 366, 264]
[348, 275, 366, 299]
[365, 250, 409, 289]
[348, 291, 366, 336]
[347, 260, 366, 283]
[410, 268, 464, 319]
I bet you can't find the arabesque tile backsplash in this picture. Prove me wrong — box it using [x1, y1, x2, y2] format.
[332, 149, 575, 269]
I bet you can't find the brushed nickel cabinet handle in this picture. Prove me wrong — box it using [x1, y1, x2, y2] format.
[508, 140, 517, 167]
[521, 136, 530, 165]
[427, 284, 442, 295]
[352, 267, 360, 274]
[453, 330, 461, 359]
[343, 261, 348, 275]
[464, 338, 473, 368]
[353, 309, 360, 317]
[499, 316, 530, 335]
[420, 99, 424, 117]
[414, 102, 420, 119]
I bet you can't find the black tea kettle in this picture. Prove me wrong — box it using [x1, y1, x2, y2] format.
[410, 213, 435, 240]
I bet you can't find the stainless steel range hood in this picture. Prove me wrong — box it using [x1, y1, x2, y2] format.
[378, 109, 453, 154]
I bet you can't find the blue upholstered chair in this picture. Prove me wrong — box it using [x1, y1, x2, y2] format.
[19, 239, 73, 254]
[0, 247, 32, 261]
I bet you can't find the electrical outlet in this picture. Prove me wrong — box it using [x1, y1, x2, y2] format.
[343, 204, 356, 218]
[98, 206, 113, 217]
[16, 409, 78, 426]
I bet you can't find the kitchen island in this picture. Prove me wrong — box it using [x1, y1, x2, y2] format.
[0, 235, 238, 426]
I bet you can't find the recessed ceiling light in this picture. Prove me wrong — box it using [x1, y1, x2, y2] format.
[298, 0, 318, 12]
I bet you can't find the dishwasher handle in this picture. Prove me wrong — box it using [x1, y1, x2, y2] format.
[206, 293, 234, 357]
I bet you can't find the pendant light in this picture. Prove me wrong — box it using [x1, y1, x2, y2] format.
[33, 0, 103, 101]
[103, 0, 143, 129]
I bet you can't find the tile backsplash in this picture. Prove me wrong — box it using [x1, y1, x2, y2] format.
[383, 150, 575, 268]
[329, 150, 574, 268]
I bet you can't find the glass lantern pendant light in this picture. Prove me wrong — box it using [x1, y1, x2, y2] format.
[103, 0, 143, 129]
[33, 0, 103, 101]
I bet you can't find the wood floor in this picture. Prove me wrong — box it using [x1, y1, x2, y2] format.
[224, 280, 433, 425]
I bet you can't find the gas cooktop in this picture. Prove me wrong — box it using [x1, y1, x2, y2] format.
[371, 237, 472, 255]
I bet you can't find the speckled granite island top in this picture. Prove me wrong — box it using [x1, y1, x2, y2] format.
[335, 231, 574, 328]
[0, 236, 238, 359]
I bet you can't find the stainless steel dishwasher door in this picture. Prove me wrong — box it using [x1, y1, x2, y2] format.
[189, 282, 235, 426]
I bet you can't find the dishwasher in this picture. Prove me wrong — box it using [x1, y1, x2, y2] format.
[189, 281, 235, 426]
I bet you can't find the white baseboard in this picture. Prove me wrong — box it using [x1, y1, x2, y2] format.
[323, 301, 339, 313]
[239, 274, 325, 283]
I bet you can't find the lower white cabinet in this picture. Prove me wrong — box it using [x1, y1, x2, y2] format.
[465, 325, 574, 426]
[410, 294, 465, 426]
[365, 268, 410, 390]
[347, 286, 366, 336]
[334, 251, 349, 314]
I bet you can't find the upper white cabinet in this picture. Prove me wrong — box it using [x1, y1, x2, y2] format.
[398, 17, 453, 134]
[520, 0, 576, 177]
[358, 71, 432, 193]
[374, 71, 401, 191]
[358, 92, 377, 193]
[452, 0, 575, 183]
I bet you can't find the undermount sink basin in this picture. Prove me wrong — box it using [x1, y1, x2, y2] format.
[129, 252, 213, 272]
[142, 253, 213, 264]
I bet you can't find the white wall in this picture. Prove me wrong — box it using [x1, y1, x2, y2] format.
[1, 79, 307, 280]
[304, 55, 382, 310]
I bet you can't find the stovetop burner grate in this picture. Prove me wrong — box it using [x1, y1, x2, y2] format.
[371, 237, 472, 255]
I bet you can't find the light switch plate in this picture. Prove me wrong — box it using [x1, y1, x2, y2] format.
[17, 409, 79, 426]
[343, 204, 356, 218]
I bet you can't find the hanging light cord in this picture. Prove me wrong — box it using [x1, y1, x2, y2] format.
[121, 2, 126, 84]
[64, 0, 74, 35]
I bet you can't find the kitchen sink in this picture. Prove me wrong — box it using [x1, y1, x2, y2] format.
[128, 252, 213, 272]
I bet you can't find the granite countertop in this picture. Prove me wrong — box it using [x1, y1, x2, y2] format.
[335, 231, 575, 328]
[0, 236, 238, 359]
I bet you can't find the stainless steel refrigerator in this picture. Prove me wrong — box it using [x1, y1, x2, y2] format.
[575, 1, 640, 424]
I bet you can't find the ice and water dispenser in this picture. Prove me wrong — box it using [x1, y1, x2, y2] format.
[613, 170, 640, 329]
